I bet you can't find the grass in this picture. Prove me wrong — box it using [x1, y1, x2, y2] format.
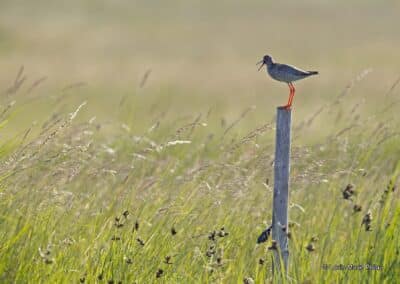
[0, 74, 399, 283]
[0, 1, 400, 283]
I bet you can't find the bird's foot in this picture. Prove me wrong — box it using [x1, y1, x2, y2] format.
[280, 104, 292, 111]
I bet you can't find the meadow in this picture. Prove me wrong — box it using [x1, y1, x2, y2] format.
[0, 1, 399, 283]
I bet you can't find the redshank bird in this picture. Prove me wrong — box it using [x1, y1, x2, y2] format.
[257, 55, 318, 109]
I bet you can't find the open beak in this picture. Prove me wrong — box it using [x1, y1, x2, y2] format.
[256, 60, 265, 71]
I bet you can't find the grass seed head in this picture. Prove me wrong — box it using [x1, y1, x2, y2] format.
[156, 268, 164, 278]
[218, 227, 229, 237]
[342, 184, 355, 200]
[243, 277, 255, 284]
[122, 210, 129, 218]
[206, 245, 216, 257]
[114, 218, 124, 228]
[353, 204, 362, 213]
[171, 227, 177, 236]
[268, 240, 278, 250]
[387, 181, 397, 192]
[361, 210, 373, 231]
[44, 258, 54, 264]
[306, 243, 315, 252]
[164, 255, 173, 264]
[136, 238, 145, 246]
[208, 230, 216, 241]
[216, 256, 223, 265]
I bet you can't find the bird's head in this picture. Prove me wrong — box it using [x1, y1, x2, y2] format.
[257, 55, 274, 71]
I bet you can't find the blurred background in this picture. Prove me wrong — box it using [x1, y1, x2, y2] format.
[0, 0, 399, 137]
[1, 2, 399, 282]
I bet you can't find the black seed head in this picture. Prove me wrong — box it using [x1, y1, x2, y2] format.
[243, 277, 255, 284]
[353, 204, 362, 213]
[306, 243, 315, 252]
[217, 257, 222, 265]
[218, 230, 226, 237]
[44, 258, 53, 264]
[208, 231, 216, 241]
[171, 227, 177, 236]
[136, 238, 145, 246]
[164, 255, 172, 264]
[156, 268, 164, 278]
[362, 211, 373, 230]
[342, 184, 355, 200]
[268, 240, 278, 250]
[206, 245, 216, 257]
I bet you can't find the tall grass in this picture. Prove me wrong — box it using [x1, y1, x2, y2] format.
[1, 1, 399, 282]
[0, 73, 399, 283]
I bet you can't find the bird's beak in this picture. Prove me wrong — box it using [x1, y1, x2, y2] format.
[256, 60, 265, 71]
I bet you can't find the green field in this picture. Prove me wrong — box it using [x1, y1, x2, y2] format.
[0, 1, 399, 283]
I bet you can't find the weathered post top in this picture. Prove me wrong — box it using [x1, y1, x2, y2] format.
[272, 106, 291, 275]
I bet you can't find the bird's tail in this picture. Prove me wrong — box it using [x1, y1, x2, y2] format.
[308, 71, 319, 75]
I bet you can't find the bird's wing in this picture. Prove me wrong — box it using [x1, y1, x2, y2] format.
[276, 63, 311, 76]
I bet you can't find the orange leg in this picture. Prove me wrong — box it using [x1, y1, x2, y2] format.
[282, 83, 294, 110]
[288, 83, 295, 107]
